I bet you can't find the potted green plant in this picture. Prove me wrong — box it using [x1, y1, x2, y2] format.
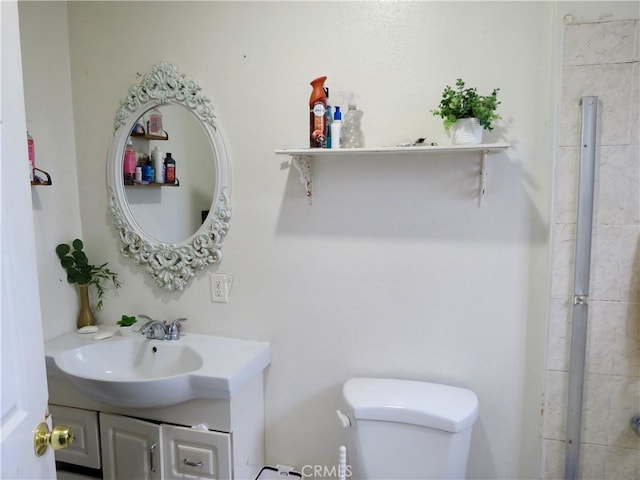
[55, 238, 121, 328]
[117, 315, 138, 336]
[431, 78, 500, 144]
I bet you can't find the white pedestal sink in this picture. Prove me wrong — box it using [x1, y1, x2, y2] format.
[45, 331, 271, 408]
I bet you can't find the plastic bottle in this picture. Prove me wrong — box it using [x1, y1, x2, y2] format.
[331, 106, 342, 149]
[342, 100, 364, 148]
[123, 139, 137, 185]
[27, 129, 35, 181]
[309, 76, 327, 148]
[142, 159, 154, 183]
[164, 153, 176, 184]
[152, 146, 164, 183]
[148, 108, 163, 136]
[326, 105, 333, 149]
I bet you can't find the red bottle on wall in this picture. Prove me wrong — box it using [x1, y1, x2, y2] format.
[309, 76, 327, 148]
[27, 130, 35, 181]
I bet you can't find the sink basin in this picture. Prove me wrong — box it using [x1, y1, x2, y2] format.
[45, 331, 271, 408]
[56, 338, 204, 380]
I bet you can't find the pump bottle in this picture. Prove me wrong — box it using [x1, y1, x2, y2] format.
[331, 106, 342, 149]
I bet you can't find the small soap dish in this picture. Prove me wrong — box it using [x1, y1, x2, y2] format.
[77, 325, 99, 334]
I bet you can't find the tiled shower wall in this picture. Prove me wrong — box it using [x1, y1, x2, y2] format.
[543, 17, 640, 480]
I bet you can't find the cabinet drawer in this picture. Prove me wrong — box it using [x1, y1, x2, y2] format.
[49, 405, 100, 469]
[163, 425, 232, 479]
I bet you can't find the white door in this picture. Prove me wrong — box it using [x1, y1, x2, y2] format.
[100, 413, 162, 480]
[0, 1, 57, 478]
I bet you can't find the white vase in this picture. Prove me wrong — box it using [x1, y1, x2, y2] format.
[451, 118, 483, 145]
[119, 324, 138, 336]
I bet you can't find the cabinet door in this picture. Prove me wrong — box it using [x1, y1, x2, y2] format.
[49, 405, 101, 469]
[100, 413, 162, 480]
[162, 424, 231, 479]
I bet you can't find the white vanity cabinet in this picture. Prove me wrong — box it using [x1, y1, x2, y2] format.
[51, 407, 236, 479]
[45, 332, 270, 479]
[47, 371, 266, 480]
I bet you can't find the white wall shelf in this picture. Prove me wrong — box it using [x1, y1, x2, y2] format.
[275, 143, 509, 207]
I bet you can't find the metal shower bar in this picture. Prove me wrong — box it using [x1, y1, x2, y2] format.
[564, 96, 598, 480]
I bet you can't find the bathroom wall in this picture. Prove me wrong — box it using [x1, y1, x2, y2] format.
[543, 4, 640, 480]
[19, 2, 83, 341]
[14, 2, 626, 478]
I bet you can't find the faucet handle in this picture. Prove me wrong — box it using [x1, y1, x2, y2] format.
[167, 318, 187, 340]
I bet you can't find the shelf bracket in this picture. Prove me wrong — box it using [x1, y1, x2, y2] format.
[31, 167, 52, 186]
[478, 150, 488, 208]
[292, 155, 313, 205]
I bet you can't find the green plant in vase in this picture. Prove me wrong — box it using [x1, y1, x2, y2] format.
[431, 78, 501, 134]
[55, 239, 121, 328]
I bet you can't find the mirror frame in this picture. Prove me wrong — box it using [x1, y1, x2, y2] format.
[107, 62, 231, 291]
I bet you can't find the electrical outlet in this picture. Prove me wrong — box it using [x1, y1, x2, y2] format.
[210, 273, 229, 303]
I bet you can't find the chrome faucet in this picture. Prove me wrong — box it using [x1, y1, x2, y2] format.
[138, 315, 186, 340]
[139, 319, 167, 340]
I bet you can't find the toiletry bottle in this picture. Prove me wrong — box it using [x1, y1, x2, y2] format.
[26, 129, 35, 181]
[152, 146, 164, 183]
[342, 100, 364, 148]
[123, 139, 137, 185]
[135, 166, 142, 182]
[309, 76, 327, 148]
[148, 108, 163, 136]
[142, 159, 154, 183]
[326, 105, 333, 148]
[331, 106, 342, 149]
[164, 153, 176, 184]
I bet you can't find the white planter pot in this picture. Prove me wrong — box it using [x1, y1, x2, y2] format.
[119, 324, 138, 336]
[451, 118, 483, 145]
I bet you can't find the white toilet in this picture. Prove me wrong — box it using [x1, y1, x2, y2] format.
[338, 377, 479, 479]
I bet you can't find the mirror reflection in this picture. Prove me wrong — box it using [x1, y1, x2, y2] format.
[123, 105, 215, 244]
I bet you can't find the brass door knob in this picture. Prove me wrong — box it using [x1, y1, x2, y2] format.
[34, 422, 74, 457]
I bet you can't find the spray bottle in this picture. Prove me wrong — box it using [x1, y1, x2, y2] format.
[342, 94, 364, 148]
[309, 76, 327, 148]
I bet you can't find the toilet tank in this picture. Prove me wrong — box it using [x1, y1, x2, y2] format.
[342, 378, 478, 480]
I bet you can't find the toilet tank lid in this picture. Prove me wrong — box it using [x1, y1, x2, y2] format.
[343, 378, 478, 433]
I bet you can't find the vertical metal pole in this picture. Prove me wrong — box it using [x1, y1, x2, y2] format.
[564, 96, 598, 480]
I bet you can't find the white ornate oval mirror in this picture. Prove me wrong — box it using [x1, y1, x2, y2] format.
[107, 62, 231, 291]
